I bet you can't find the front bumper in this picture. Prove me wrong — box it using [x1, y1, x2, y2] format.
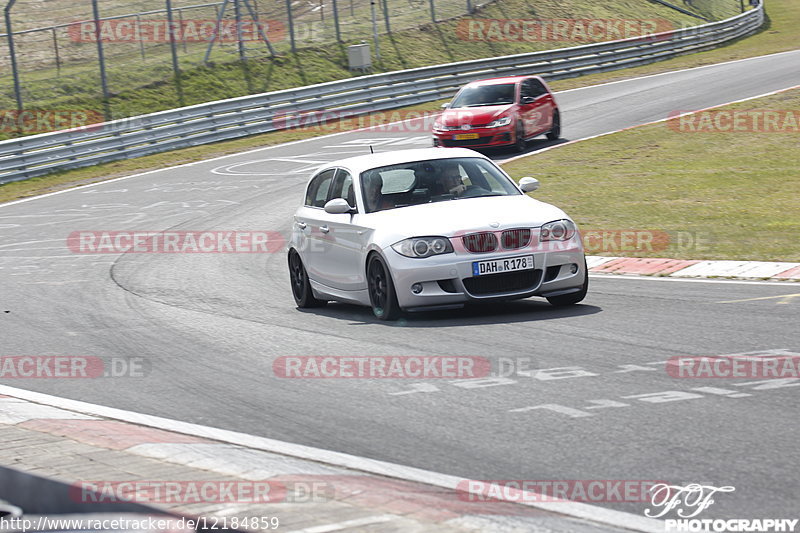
[384, 243, 586, 311]
[432, 125, 515, 148]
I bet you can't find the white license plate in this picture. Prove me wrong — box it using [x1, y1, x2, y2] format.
[472, 255, 534, 276]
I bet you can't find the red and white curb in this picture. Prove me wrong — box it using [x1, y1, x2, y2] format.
[587, 256, 800, 280]
[0, 386, 665, 533]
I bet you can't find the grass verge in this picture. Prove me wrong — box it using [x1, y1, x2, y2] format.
[502, 88, 800, 262]
[0, 0, 702, 124]
[1, 0, 797, 233]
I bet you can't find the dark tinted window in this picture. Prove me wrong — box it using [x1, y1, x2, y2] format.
[330, 169, 355, 208]
[451, 83, 516, 108]
[360, 157, 521, 214]
[304, 169, 336, 207]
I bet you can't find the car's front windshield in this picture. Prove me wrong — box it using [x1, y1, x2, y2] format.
[360, 157, 521, 213]
[450, 83, 516, 108]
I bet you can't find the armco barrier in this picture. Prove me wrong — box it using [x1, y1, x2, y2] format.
[0, 5, 764, 185]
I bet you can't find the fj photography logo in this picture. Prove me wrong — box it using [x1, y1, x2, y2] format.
[455, 18, 675, 42]
[70, 480, 333, 504]
[667, 109, 800, 133]
[0, 356, 149, 379]
[0, 110, 104, 134]
[273, 356, 491, 379]
[67, 231, 285, 254]
[67, 19, 286, 43]
[647, 483, 799, 532]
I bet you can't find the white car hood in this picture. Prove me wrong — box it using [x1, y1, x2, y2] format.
[362, 195, 570, 245]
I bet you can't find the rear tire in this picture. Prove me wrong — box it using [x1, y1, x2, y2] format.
[546, 259, 588, 307]
[546, 111, 561, 141]
[288, 250, 327, 308]
[367, 254, 401, 321]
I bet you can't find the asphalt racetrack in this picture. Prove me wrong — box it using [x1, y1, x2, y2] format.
[1, 50, 799, 519]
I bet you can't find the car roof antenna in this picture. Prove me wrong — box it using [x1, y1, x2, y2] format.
[369, 145, 374, 154]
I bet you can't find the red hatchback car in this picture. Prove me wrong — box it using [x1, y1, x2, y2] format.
[432, 76, 560, 151]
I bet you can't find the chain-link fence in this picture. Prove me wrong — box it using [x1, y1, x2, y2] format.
[0, 0, 748, 129]
[0, 0, 477, 113]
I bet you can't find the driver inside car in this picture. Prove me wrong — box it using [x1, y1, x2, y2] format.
[441, 162, 467, 196]
[363, 171, 392, 212]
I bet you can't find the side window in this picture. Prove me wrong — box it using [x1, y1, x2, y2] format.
[520, 80, 534, 99]
[529, 79, 547, 97]
[329, 169, 355, 207]
[304, 169, 336, 207]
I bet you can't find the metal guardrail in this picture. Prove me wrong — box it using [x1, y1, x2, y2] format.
[0, 5, 764, 185]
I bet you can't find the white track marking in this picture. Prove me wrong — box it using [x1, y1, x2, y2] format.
[499, 83, 800, 164]
[0, 385, 665, 533]
[2, 50, 799, 209]
[557, 49, 800, 94]
[588, 274, 799, 286]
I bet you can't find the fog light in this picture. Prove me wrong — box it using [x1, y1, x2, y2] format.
[411, 283, 423, 294]
[570, 263, 579, 274]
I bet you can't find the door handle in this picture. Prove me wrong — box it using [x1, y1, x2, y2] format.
[320, 225, 330, 234]
[296, 222, 307, 230]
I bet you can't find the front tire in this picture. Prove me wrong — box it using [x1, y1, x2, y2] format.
[546, 259, 588, 306]
[546, 110, 561, 141]
[288, 250, 327, 308]
[367, 254, 401, 321]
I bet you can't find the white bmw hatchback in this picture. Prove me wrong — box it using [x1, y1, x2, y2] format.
[288, 148, 587, 320]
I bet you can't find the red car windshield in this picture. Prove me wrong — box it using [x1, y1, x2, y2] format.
[450, 83, 516, 108]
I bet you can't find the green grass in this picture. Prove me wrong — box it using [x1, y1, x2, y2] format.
[0, 0, 704, 133]
[549, 0, 799, 91]
[2, 0, 797, 217]
[502, 88, 800, 262]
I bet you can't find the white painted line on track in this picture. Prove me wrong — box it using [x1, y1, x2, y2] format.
[588, 274, 800, 286]
[499, 83, 800, 164]
[556, 49, 800, 94]
[2, 50, 799, 210]
[0, 384, 664, 533]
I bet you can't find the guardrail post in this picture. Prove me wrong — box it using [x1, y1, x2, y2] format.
[429, 0, 436, 22]
[331, 0, 341, 41]
[3, 0, 22, 112]
[91, 0, 112, 120]
[382, 0, 391, 33]
[285, 0, 296, 53]
[166, 0, 182, 75]
[234, 0, 246, 61]
[370, 0, 381, 61]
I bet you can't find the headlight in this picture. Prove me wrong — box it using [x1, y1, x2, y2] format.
[487, 116, 512, 128]
[392, 236, 454, 258]
[540, 219, 577, 241]
[433, 120, 444, 130]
